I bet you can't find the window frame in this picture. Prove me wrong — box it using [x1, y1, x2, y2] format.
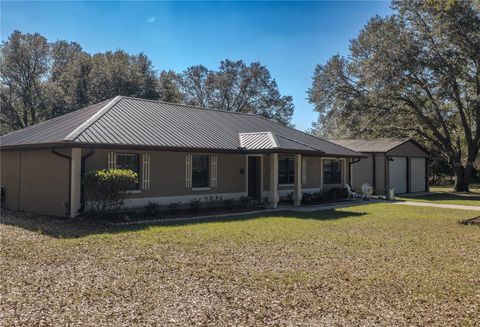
[278, 156, 295, 185]
[323, 159, 342, 185]
[115, 153, 140, 190]
[191, 155, 210, 189]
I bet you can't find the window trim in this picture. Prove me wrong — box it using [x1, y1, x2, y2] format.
[191, 155, 210, 189]
[323, 159, 342, 185]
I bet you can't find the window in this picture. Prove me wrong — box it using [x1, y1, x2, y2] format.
[324, 159, 342, 184]
[116, 153, 140, 189]
[278, 157, 295, 185]
[192, 155, 209, 188]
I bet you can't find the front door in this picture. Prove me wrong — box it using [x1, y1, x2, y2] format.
[248, 156, 259, 200]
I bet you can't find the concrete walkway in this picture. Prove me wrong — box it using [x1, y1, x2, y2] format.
[392, 201, 480, 211]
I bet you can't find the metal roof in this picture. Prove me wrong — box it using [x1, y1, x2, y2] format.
[330, 138, 413, 153]
[1, 96, 363, 157]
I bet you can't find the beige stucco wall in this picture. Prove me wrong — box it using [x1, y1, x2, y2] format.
[1, 149, 70, 216]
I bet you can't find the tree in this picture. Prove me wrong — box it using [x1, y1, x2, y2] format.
[178, 60, 294, 126]
[158, 70, 183, 103]
[308, 0, 480, 192]
[0, 30, 50, 132]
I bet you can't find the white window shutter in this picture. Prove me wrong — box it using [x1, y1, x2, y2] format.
[142, 153, 151, 191]
[302, 158, 307, 184]
[108, 152, 117, 169]
[211, 155, 218, 188]
[185, 154, 192, 189]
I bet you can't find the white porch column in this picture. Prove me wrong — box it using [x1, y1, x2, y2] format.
[70, 148, 82, 218]
[269, 153, 279, 208]
[293, 154, 302, 206]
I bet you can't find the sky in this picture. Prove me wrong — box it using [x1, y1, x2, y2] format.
[1, 1, 393, 131]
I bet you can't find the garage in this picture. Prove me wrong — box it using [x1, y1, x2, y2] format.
[410, 157, 427, 192]
[388, 156, 407, 194]
[330, 138, 429, 195]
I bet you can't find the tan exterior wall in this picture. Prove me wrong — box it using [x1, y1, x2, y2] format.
[1, 149, 69, 216]
[374, 153, 387, 194]
[85, 149, 247, 204]
[1, 151, 20, 210]
[351, 153, 374, 191]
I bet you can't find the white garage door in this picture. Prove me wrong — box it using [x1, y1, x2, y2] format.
[410, 157, 426, 192]
[389, 156, 407, 194]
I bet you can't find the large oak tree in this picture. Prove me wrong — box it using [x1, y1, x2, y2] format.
[308, 0, 480, 191]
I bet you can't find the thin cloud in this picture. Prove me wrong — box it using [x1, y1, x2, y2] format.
[147, 16, 156, 23]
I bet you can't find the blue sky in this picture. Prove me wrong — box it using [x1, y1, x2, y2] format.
[1, 1, 392, 131]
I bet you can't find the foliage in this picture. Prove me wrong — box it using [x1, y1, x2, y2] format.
[189, 198, 202, 213]
[308, 1, 480, 192]
[84, 169, 138, 214]
[327, 188, 348, 201]
[239, 196, 250, 208]
[1, 31, 294, 134]
[301, 191, 322, 205]
[144, 201, 161, 216]
[168, 202, 180, 215]
[223, 198, 234, 210]
[205, 195, 223, 210]
[175, 60, 295, 126]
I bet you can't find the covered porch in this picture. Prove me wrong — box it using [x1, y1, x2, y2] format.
[244, 152, 352, 209]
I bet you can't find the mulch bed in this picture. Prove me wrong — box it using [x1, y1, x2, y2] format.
[101, 206, 269, 226]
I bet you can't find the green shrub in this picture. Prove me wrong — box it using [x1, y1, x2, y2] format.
[223, 199, 234, 210]
[144, 201, 161, 216]
[239, 196, 250, 208]
[189, 198, 202, 213]
[328, 187, 348, 201]
[168, 202, 180, 215]
[84, 169, 138, 214]
[205, 195, 222, 210]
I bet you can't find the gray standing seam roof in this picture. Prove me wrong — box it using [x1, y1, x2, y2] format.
[1, 96, 363, 157]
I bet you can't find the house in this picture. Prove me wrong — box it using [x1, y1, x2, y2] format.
[1, 96, 364, 217]
[330, 138, 429, 195]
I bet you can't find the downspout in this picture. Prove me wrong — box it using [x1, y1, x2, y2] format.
[80, 149, 95, 212]
[51, 148, 72, 216]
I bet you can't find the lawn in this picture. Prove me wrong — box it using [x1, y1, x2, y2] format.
[398, 184, 480, 206]
[1, 204, 479, 326]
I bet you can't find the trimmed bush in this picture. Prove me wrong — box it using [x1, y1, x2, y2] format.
[328, 187, 349, 201]
[189, 198, 202, 213]
[84, 169, 138, 214]
[144, 201, 161, 216]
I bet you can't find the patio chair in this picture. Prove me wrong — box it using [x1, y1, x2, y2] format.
[345, 184, 357, 200]
[361, 183, 373, 200]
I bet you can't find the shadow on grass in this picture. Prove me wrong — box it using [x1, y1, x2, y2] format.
[401, 192, 480, 203]
[1, 208, 366, 239]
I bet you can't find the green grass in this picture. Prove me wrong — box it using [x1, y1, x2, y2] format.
[1, 204, 479, 326]
[398, 184, 480, 206]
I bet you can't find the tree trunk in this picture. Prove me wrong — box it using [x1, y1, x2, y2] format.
[453, 164, 473, 192]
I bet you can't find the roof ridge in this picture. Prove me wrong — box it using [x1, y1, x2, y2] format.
[65, 96, 123, 141]
[120, 96, 260, 118]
